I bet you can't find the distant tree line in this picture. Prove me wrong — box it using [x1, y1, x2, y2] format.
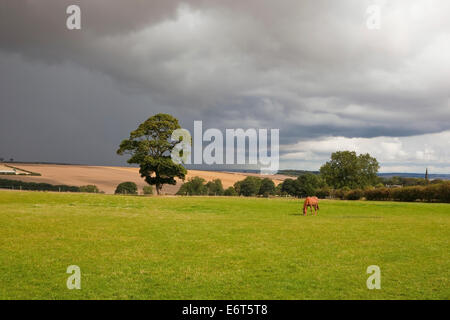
[176, 176, 277, 198]
[378, 176, 444, 187]
[0, 179, 105, 193]
[0, 179, 86, 193]
[0, 179, 154, 195]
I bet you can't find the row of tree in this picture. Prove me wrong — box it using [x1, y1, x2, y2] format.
[0, 178, 98, 193]
[176, 177, 226, 196]
[116, 114, 384, 195]
[176, 176, 278, 197]
[177, 174, 327, 198]
[0, 179, 156, 195]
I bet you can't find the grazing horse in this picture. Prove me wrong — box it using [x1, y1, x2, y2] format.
[303, 196, 319, 216]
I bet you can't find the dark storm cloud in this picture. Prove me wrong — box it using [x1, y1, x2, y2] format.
[0, 0, 449, 169]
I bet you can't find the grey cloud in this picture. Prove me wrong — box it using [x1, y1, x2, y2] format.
[0, 1, 449, 169]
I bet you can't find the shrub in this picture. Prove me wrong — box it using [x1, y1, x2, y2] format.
[205, 179, 224, 196]
[391, 186, 423, 202]
[79, 185, 100, 193]
[335, 187, 350, 200]
[364, 187, 391, 201]
[318, 182, 450, 203]
[316, 187, 331, 199]
[176, 177, 207, 196]
[421, 184, 437, 202]
[334, 189, 344, 200]
[115, 182, 138, 195]
[224, 186, 237, 196]
[424, 182, 450, 203]
[438, 182, 450, 202]
[143, 186, 153, 195]
[345, 189, 363, 200]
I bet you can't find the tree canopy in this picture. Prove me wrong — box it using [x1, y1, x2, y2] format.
[117, 113, 187, 194]
[320, 151, 379, 189]
[258, 178, 276, 196]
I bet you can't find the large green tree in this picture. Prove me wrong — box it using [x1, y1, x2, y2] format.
[117, 113, 187, 195]
[320, 151, 379, 189]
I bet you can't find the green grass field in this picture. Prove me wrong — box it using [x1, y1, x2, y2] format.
[0, 190, 449, 300]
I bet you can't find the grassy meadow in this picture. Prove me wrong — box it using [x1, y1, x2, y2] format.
[0, 190, 449, 299]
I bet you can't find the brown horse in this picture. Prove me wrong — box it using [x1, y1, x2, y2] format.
[303, 196, 319, 216]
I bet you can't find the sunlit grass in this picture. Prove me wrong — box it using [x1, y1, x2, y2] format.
[0, 191, 448, 299]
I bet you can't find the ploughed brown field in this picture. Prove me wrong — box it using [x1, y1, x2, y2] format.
[1, 163, 289, 194]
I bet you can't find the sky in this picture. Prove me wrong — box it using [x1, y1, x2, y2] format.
[0, 0, 449, 173]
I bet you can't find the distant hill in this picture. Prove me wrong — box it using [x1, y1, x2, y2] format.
[378, 173, 450, 180]
[226, 169, 450, 180]
[216, 169, 450, 180]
